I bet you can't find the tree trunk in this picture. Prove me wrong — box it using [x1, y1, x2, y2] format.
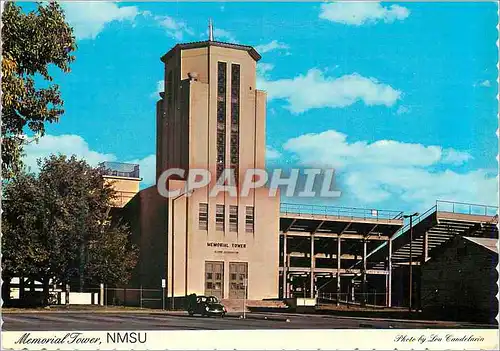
[79, 241, 85, 292]
[42, 276, 50, 306]
[1, 276, 12, 307]
[65, 283, 70, 306]
[19, 276, 25, 305]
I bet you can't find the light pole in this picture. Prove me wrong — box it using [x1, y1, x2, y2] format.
[403, 212, 419, 313]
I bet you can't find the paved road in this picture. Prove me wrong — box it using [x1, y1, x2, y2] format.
[2, 312, 485, 331]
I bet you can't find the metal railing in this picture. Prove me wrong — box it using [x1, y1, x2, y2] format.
[436, 200, 498, 216]
[394, 204, 437, 240]
[367, 199, 499, 261]
[280, 203, 403, 221]
[394, 200, 499, 241]
[317, 291, 387, 307]
[99, 162, 140, 178]
[86, 286, 163, 309]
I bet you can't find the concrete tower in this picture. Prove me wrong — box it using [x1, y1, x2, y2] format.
[129, 35, 280, 301]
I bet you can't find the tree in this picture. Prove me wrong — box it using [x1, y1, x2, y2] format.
[2, 155, 138, 305]
[1, 2, 76, 179]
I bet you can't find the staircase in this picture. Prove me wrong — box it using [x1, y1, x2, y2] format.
[220, 299, 288, 313]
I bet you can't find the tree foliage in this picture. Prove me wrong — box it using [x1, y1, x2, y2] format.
[2, 155, 138, 302]
[1, 2, 76, 178]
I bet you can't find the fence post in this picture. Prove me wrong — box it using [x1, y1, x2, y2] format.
[140, 285, 143, 309]
[99, 283, 104, 306]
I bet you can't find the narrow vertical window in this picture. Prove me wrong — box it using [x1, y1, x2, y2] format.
[217, 62, 227, 181]
[199, 203, 208, 230]
[245, 206, 254, 233]
[230, 64, 240, 184]
[167, 70, 173, 106]
[229, 205, 238, 232]
[216, 204, 225, 231]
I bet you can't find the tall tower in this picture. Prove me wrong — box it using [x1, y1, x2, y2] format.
[155, 36, 280, 300]
[156, 40, 265, 183]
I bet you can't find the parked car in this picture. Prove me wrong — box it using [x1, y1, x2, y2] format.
[187, 295, 226, 317]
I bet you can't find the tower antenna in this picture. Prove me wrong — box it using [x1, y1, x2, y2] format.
[208, 19, 214, 41]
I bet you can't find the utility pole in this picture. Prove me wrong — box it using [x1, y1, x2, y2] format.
[243, 278, 248, 319]
[403, 212, 419, 313]
[162, 278, 166, 310]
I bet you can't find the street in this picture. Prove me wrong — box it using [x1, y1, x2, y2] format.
[2, 312, 488, 331]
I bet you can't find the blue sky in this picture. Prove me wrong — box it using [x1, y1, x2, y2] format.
[23, 1, 498, 213]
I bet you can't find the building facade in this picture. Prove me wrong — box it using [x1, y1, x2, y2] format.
[123, 39, 280, 301]
[420, 236, 498, 323]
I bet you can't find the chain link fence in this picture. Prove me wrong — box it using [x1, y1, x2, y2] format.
[85, 286, 165, 309]
[317, 291, 388, 307]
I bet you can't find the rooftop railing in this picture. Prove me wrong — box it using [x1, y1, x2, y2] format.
[280, 203, 404, 221]
[394, 200, 498, 240]
[436, 200, 498, 216]
[99, 162, 140, 179]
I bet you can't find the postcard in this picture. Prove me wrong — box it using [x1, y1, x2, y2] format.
[1, 1, 498, 350]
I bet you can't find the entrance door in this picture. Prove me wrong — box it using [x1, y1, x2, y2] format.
[205, 261, 224, 299]
[229, 262, 248, 299]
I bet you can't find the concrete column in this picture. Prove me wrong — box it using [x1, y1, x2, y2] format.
[361, 239, 367, 306]
[387, 239, 392, 307]
[419, 231, 429, 310]
[336, 237, 341, 306]
[310, 234, 315, 298]
[286, 249, 291, 298]
[282, 234, 288, 299]
[100, 283, 104, 306]
[423, 231, 429, 262]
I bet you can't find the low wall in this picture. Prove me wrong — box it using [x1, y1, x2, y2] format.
[286, 297, 317, 312]
[60, 292, 99, 305]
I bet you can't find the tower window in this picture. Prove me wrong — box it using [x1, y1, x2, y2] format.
[216, 204, 225, 231]
[230, 64, 240, 184]
[167, 70, 173, 106]
[199, 203, 208, 230]
[217, 62, 227, 180]
[229, 205, 238, 232]
[245, 206, 254, 233]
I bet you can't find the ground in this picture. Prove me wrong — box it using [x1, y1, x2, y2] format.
[2, 309, 494, 331]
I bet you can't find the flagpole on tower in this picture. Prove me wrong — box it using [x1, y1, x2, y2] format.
[208, 19, 214, 41]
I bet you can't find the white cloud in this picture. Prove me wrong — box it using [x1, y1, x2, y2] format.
[396, 105, 410, 115]
[255, 40, 289, 54]
[155, 15, 194, 41]
[266, 146, 282, 160]
[23, 134, 157, 187]
[152, 80, 164, 99]
[201, 28, 237, 42]
[282, 130, 494, 208]
[345, 168, 496, 206]
[319, 2, 410, 26]
[441, 148, 473, 165]
[24, 134, 117, 171]
[62, 2, 140, 40]
[479, 80, 491, 87]
[257, 63, 274, 76]
[284, 130, 446, 168]
[210, 28, 237, 43]
[125, 154, 156, 186]
[257, 68, 401, 114]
